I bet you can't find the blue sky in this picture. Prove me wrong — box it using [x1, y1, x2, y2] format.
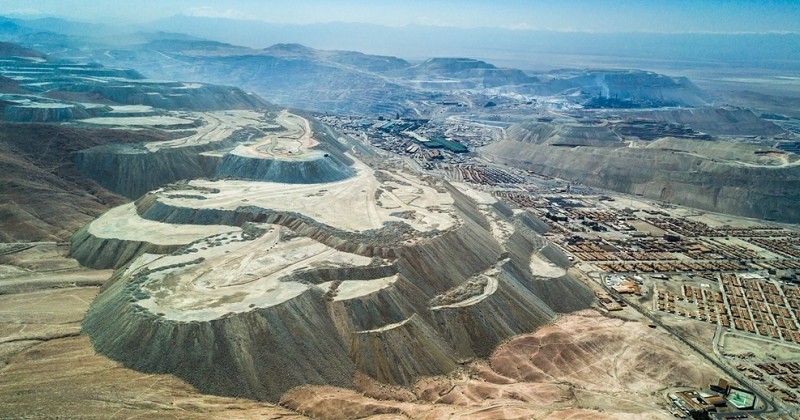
[2, 0, 799, 33]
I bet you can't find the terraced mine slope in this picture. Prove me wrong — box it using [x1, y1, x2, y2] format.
[484, 117, 800, 223]
[538, 69, 709, 107]
[0, 38, 763, 418]
[0, 56, 265, 121]
[0, 123, 182, 242]
[74, 109, 595, 402]
[0, 47, 269, 242]
[79, 41, 712, 116]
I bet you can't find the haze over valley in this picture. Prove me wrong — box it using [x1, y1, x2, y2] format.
[1, 1, 800, 418]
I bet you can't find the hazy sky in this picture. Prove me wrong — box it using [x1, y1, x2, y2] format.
[2, 0, 799, 33]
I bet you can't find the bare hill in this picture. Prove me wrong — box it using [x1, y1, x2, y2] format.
[0, 41, 44, 58]
[484, 121, 800, 223]
[541, 69, 709, 108]
[279, 310, 722, 419]
[626, 107, 785, 136]
[0, 124, 180, 242]
[72, 110, 595, 402]
[506, 121, 624, 147]
[0, 42, 276, 241]
[78, 41, 712, 116]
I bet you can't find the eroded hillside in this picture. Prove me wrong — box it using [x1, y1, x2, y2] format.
[483, 113, 800, 223]
[0, 37, 793, 418]
[71, 107, 597, 402]
[0, 51, 269, 241]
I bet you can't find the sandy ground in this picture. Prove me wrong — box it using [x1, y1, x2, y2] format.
[132, 227, 377, 321]
[248, 110, 319, 158]
[320, 275, 399, 301]
[81, 115, 195, 126]
[0, 243, 111, 293]
[144, 110, 265, 152]
[660, 316, 719, 356]
[721, 331, 800, 360]
[627, 219, 666, 236]
[280, 310, 718, 419]
[161, 162, 456, 233]
[88, 203, 240, 244]
[530, 253, 567, 278]
[231, 110, 318, 160]
[107, 105, 155, 114]
[0, 336, 305, 419]
[450, 181, 499, 205]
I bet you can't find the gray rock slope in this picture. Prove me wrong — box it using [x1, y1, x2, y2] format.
[484, 124, 800, 222]
[79, 180, 595, 402]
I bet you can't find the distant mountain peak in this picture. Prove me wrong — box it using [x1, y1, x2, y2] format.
[144, 38, 243, 52]
[263, 43, 316, 57]
[418, 57, 497, 71]
[0, 41, 45, 58]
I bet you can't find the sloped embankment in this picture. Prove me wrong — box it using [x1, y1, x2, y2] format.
[484, 123, 800, 222]
[214, 150, 355, 184]
[69, 203, 241, 269]
[349, 314, 459, 385]
[74, 121, 357, 198]
[83, 278, 355, 401]
[74, 139, 231, 199]
[80, 159, 594, 403]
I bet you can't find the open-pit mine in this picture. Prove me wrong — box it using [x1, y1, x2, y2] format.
[69, 106, 598, 402]
[2, 30, 800, 418]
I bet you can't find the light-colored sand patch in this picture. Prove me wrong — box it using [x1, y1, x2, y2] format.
[14, 102, 72, 109]
[320, 275, 399, 301]
[685, 209, 788, 229]
[79, 103, 110, 110]
[627, 220, 665, 237]
[143, 110, 264, 152]
[486, 211, 515, 242]
[107, 105, 155, 113]
[160, 159, 456, 233]
[231, 143, 326, 161]
[228, 110, 319, 159]
[134, 228, 374, 321]
[121, 253, 162, 277]
[431, 276, 498, 309]
[276, 110, 317, 149]
[450, 181, 498, 205]
[19, 82, 52, 88]
[81, 116, 194, 126]
[358, 316, 412, 333]
[719, 331, 800, 360]
[530, 253, 566, 278]
[135, 110, 316, 159]
[88, 203, 239, 245]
